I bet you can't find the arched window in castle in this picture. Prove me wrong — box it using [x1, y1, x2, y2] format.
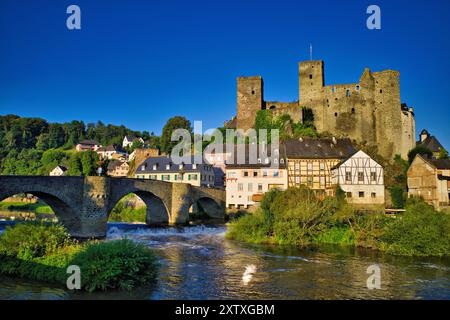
[334, 112, 338, 117]
[356, 85, 360, 91]
[346, 89, 350, 97]
[309, 74, 313, 79]
[251, 90, 255, 95]
[351, 108, 355, 114]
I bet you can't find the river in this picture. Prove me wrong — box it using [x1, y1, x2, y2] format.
[0, 222, 449, 300]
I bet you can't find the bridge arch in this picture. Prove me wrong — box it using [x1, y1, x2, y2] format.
[188, 196, 224, 220]
[108, 190, 170, 226]
[0, 189, 81, 232]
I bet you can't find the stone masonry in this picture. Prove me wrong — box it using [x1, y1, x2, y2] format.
[234, 60, 416, 160]
[0, 176, 226, 238]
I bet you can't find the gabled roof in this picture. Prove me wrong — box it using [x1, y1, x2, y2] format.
[137, 156, 209, 173]
[330, 150, 381, 170]
[107, 160, 128, 171]
[54, 165, 68, 172]
[413, 154, 450, 170]
[417, 135, 445, 153]
[225, 144, 286, 168]
[78, 139, 99, 146]
[284, 138, 356, 159]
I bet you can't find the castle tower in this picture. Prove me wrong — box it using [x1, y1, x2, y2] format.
[299, 60, 324, 101]
[236, 76, 264, 131]
[373, 70, 403, 158]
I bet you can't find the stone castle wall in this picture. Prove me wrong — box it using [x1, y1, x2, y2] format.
[235, 60, 416, 160]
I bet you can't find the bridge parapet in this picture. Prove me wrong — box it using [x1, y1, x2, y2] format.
[0, 176, 226, 238]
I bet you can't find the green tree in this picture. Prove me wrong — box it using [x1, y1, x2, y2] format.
[160, 116, 192, 154]
[80, 151, 100, 176]
[39, 149, 69, 175]
[437, 147, 449, 159]
[407, 145, 433, 164]
[67, 153, 82, 176]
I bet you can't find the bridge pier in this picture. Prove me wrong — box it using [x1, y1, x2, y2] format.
[0, 176, 226, 239]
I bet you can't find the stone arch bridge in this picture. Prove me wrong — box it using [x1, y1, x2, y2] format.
[0, 176, 225, 238]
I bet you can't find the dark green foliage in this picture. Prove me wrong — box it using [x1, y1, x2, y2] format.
[0, 223, 72, 260]
[160, 116, 193, 154]
[254, 110, 318, 143]
[408, 145, 433, 164]
[0, 115, 157, 175]
[70, 239, 159, 292]
[382, 199, 450, 256]
[227, 189, 450, 257]
[0, 223, 160, 291]
[389, 185, 405, 209]
[109, 200, 146, 223]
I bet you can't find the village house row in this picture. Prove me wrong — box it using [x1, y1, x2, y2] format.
[49, 131, 450, 211]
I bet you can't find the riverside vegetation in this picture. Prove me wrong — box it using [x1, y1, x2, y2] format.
[0, 223, 159, 291]
[227, 187, 450, 257]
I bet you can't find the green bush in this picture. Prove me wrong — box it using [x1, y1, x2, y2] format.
[0, 223, 159, 291]
[389, 185, 405, 209]
[70, 239, 159, 292]
[226, 188, 449, 257]
[381, 200, 450, 256]
[109, 201, 146, 223]
[0, 223, 72, 260]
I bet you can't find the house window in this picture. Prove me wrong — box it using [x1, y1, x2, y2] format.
[192, 164, 197, 170]
[238, 183, 243, 191]
[243, 171, 249, 177]
[358, 172, 364, 182]
[307, 176, 313, 187]
[248, 183, 253, 192]
[166, 164, 170, 170]
[263, 170, 268, 177]
[274, 170, 279, 177]
[258, 184, 263, 192]
[371, 192, 376, 198]
[307, 163, 313, 171]
[295, 176, 300, 184]
[359, 191, 365, 198]
[320, 176, 325, 186]
[253, 171, 258, 177]
[346, 192, 352, 198]
[295, 163, 300, 170]
[152, 164, 157, 170]
[370, 172, 377, 182]
[280, 158, 285, 164]
[319, 163, 325, 171]
[345, 172, 352, 182]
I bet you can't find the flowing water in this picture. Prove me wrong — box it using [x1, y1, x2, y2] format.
[0, 222, 449, 300]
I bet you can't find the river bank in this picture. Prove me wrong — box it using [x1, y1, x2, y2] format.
[0, 222, 449, 300]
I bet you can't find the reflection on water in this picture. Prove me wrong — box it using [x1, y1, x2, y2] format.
[0, 222, 449, 300]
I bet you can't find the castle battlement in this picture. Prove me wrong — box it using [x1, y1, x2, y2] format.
[235, 60, 416, 160]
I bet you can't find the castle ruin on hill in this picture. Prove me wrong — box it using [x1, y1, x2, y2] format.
[231, 60, 416, 160]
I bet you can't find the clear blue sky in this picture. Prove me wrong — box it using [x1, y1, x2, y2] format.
[0, 0, 449, 149]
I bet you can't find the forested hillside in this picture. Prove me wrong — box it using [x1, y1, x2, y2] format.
[0, 115, 156, 175]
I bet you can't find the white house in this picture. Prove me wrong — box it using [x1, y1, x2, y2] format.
[331, 150, 385, 207]
[225, 144, 288, 210]
[122, 135, 144, 149]
[49, 165, 68, 176]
